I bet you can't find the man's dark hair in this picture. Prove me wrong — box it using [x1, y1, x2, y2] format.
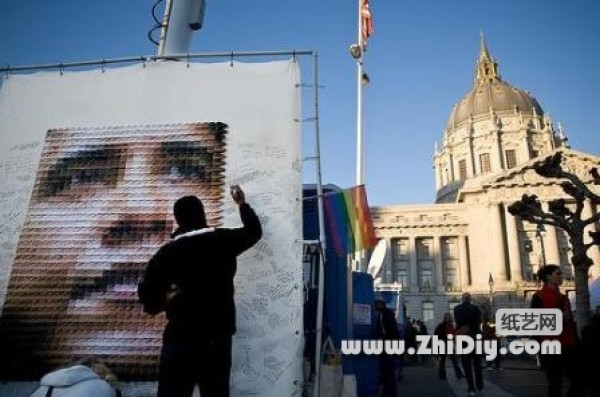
[374, 298, 385, 305]
[174, 195, 207, 229]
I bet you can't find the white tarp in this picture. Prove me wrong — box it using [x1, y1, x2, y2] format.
[0, 60, 303, 396]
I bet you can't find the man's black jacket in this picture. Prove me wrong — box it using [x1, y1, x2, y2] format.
[138, 203, 262, 342]
[453, 302, 482, 337]
[376, 307, 400, 340]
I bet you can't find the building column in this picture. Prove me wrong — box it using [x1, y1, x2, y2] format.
[434, 161, 441, 190]
[583, 201, 600, 266]
[383, 238, 394, 283]
[496, 131, 505, 169]
[467, 136, 475, 178]
[492, 132, 504, 171]
[434, 236, 444, 292]
[504, 204, 522, 282]
[519, 129, 530, 162]
[543, 203, 561, 265]
[409, 236, 418, 292]
[459, 235, 470, 286]
[491, 203, 508, 281]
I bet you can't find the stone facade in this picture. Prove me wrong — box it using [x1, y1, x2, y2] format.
[371, 35, 600, 331]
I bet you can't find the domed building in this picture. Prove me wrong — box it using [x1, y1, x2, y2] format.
[370, 34, 600, 330]
[435, 34, 566, 204]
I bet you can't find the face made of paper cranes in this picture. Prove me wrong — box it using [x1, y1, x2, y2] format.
[0, 122, 227, 379]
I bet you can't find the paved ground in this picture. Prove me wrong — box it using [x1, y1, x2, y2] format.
[397, 354, 560, 397]
[0, 381, 162, 397]
[0, 355, 565, 397]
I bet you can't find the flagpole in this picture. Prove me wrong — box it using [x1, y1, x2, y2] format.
[356, 0, 364, 188]
[354, 0, 367, 277]
[345, 0, 366, 383]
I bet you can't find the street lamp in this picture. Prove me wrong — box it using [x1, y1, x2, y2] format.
[393, 282, 405, 325]
[349, 43, 362, 59]
[488, 273, 495, 317]
[361, 72, 371, 86]
[536, 224, 547, 268]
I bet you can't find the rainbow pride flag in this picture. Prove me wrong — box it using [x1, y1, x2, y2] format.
[323, 185, 379, 256]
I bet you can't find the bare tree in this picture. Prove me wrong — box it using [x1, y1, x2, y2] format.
[507, 151, 600, 329]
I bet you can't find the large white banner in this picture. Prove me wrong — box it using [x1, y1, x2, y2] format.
[0, 60, 303, 396]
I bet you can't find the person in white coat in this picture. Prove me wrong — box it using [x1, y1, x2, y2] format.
[30, 359, 121, 397]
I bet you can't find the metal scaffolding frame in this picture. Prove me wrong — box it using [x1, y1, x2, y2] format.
[0, 49, 328, 396]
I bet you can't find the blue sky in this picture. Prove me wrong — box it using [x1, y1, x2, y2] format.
[1, 0, 599, 206]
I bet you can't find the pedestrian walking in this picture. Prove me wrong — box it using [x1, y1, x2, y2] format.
[434, 312, 464, 380]
[454, 292, 483, 397]
[531, 264, 582, 397]
[482, 315, 502, 371]
[374, 298, 400, 397]
[580, 305, 600, 396]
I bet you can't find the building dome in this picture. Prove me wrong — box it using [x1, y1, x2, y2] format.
[446, 34, 544, 129]
[447, 81, 543, 128]
[433, 34, 568, 204]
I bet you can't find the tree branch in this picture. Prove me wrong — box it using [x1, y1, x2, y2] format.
[589, 231, 600, 247]
[584, 211, 600, 227]
[534, 152, 600, 204]
[507, 194, 565, 230]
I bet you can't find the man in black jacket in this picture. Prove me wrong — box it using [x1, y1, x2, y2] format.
[374, 298, 399, 397]
[453, 292, 483, 397]
[138, 184, 262, 397]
